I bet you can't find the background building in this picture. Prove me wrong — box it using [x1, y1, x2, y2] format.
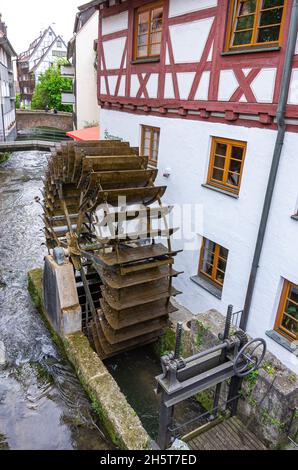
[64, 4, 100, 130]
[0, 14, 16, 142]
[92, 0, 298, 373]
[17, 26, 67, 108]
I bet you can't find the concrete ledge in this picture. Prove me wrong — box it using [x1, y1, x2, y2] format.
[28, 268, 151, 450]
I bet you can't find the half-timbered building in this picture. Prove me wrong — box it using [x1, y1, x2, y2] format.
[84, 0, 298, 372]
[0, 14, 16, 142]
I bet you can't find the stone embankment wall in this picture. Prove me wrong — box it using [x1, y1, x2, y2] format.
[28, 269, 151, 450]
[16, 110, 73, 132]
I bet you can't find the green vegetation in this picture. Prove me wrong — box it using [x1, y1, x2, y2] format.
[28, 269, 43, 310]
[262, 361, 275, 376]
[154, 327, 177, 357]
[260, 408, 285, 431]
[195, 389, 214, 413]
[15, 94, 21, 109]
[31, 59, 73, 112]
[243, 369, 259, 399]
[195, 320, 210, 349]
[288, 373, 297, 384]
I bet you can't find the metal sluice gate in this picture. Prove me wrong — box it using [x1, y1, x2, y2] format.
[155, 306, 266, 449]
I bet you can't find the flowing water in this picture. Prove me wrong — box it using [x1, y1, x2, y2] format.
[0, 151, 111, 450]
[106, 346, 206, 441]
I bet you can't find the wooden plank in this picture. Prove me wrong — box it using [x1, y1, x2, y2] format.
[101, 282, 180, 310]
[99, 314, 168, 345]
[98, 265, 181, 289]
[102, 298, 177, 330]
[96, 228, 179, 244]
[187, 417, 267, 451]
[97, 205, 174, 226]
[97, 243, 178, 267]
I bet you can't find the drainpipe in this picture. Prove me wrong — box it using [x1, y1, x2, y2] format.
[240, 0, 298, 331]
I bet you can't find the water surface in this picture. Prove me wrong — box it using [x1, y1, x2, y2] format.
[0, 151, 111, 450]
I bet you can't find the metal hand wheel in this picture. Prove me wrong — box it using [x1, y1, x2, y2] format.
[233, 338, 266, 377]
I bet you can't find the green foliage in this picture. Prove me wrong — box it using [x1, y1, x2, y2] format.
[288, 373, 297, 384]
[154, 328, 177, 357]
[0, 152, 10, 164]
[262, 361, 275, 376]
[243, 369, 259, 399]
[195, 389, 214, 412]
[15, 94, 21, 109]
[260, 408, 285, 431]
[31, 60, 73, 112]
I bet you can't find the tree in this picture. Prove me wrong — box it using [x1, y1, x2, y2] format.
[15, 94, 21, 109]
[31, 60, 73, 112]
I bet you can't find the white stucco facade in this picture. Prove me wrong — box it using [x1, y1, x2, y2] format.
[99, 107, 298, 373]
[75, 12, 100, 129]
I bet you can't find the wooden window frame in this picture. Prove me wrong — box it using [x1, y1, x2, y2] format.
[274, 280, 298, 342]
[199, 238, 228, 289]
[134, 1, 164, 61]
[141, 125, 160, 166]
[207, 137, 247, 195]
[226, 0, 287, 51]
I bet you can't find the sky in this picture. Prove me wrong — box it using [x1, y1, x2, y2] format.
[1, 0, 82, 54]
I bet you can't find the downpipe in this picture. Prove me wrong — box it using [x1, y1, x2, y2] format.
[241, 0, 298, 331]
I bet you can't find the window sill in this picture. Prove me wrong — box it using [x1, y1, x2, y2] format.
[221, 46, 280, 57]
[190, 275, 222, 300]
[201, 184, 239, 199]
[291, 214, 298, 221]
[265, 330, 297, 354]
[131, 58, 160, 65]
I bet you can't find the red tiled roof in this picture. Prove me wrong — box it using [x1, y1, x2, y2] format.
[66, 126, 100, 141]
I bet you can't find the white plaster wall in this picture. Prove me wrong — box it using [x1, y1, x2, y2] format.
[76, 12, 100, 129]
[169, 17, 214, 64]
[247, 130, 298, 373]
[103, 37, 126, 70]
[99, 108, 298, 373]
[35, 38, 67, 79]
[29, 30, 55, 70]
[288, 69, 298, 105]
[169, 0, 217, 17]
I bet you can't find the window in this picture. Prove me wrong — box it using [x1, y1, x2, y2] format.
[199, 239, 228, 288]
[52, 50, 67, 57]
[134, 2, 163, 60]
[275, 280, 298, 341]
[57, 39, 62, 48]
[207, 137, 247, 194]
[227, 0, 286, 50]
[141, 126, 160, 166]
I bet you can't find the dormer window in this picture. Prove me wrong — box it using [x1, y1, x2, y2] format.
[227, 0, 286, 51]
[134, 1, 163, 61]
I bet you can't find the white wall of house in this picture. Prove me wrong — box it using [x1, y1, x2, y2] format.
[29, 29, 55, 71]
[34, 37, 67, 79]
[76, 12, 100, 129]
[99, 107, 298, 373]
